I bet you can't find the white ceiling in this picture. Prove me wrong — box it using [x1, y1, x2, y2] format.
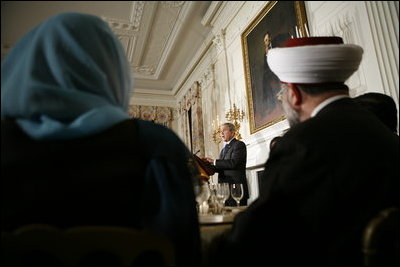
[1, 1, 212, 105]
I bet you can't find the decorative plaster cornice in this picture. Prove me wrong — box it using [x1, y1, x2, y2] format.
[151, 1, 194, 80]
[130, 2, 195, 81]
[161, 1, 184, 8]
[199, 64, 215, 90]
[209, 1, 245, 34]
[133, 65, 155, 76]
[102, 1, 144, 34]
[130, 1, 145, 30]
[212, 30, 225, 54]
[201, 1, 223, 26]
[101, 15, 137, 37]
[172, 2, 246, 99]
[172, 39, 213, 100]
[130, 92, 177, 107]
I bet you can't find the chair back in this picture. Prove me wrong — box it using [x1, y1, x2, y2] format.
[1, 224, 175, 266]
[362, 207, 399, 266]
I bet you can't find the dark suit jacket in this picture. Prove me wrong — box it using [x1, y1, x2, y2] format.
[215, 138, 249, 205]
[1, 118, 200, 265]
[210, 98, 399, 265]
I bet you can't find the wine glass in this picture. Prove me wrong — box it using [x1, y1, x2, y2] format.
[230, 183, 243, 207]
[208, 182, 218, 214]
[194, 183, 211, 214]
[215, 183, 230, 214]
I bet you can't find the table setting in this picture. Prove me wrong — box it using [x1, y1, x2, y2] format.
[195, 182, 246, 225]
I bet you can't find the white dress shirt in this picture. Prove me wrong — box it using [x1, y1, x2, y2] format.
[214, 138, 234, 165]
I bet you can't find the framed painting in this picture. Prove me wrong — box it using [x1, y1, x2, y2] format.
[242, 1, 308, 133]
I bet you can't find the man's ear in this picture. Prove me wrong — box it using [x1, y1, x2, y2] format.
[287, 83, 302, 108]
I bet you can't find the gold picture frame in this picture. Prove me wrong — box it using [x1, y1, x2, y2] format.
[242, 1, 308, 133]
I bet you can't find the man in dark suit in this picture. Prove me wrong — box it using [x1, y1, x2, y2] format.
[203, 123, 249, 206]
[209, 37, 399, 265]
[354, 92, 398, 133]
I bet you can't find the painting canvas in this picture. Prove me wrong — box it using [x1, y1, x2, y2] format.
[242, 1, 308, 133]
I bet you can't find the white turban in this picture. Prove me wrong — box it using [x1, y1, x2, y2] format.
[267, 37, 363, 84]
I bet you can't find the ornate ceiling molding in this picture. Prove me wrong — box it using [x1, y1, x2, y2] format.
[130, 1, 145, 30]
[1, 1, 213, 105]
[201, 1, 223, 26]
[161, 1, 185, 8]
[102, 1, 144, 34]
[134, 65, 155, 76]
[103, 1, 196, 81]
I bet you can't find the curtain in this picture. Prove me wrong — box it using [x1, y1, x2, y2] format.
[178, 82, 205, 156]
[128, 105, 173, 128]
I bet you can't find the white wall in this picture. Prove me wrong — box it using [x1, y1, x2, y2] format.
[175, 1, 399, 203]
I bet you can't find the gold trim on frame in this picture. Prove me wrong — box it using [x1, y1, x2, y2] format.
[242, 1, 309, 134]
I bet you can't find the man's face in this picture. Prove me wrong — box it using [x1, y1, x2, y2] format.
[278, 84, 300, 127]
[264, 33, 271, 46]
[220, 125, 235, 142]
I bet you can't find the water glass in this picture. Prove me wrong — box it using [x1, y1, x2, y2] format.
[230, 183, 243, 207]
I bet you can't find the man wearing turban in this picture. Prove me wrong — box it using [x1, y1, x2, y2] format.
[208, 37, 398, 265]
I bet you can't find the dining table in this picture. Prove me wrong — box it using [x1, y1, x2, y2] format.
[199, 206, 247, 264]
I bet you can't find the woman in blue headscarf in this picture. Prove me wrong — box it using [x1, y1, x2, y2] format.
[1, 13, 200, 265]
[1, 12, 132, 139]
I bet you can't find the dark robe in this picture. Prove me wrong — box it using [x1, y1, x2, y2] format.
[210, 98, 399, 265]
[1, 118, 200, 265]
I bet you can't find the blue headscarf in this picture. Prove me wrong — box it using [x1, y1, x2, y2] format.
[1, 13, 132, 140]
